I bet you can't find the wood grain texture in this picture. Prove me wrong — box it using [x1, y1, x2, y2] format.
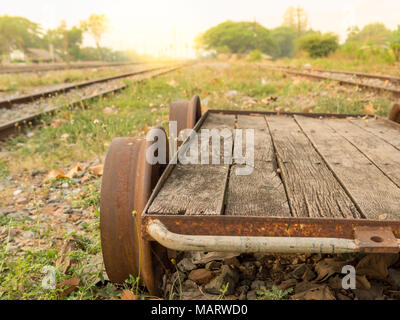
[148, 113, 235, 216]
[225, 115, 291, 217]
[350, 118, 400, 151]
[295, 115, 400, 221]
[326, 118, 400, 188]
[266, 115, 361, 219]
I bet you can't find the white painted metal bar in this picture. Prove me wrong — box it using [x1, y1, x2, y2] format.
[147, 219, 359, 254]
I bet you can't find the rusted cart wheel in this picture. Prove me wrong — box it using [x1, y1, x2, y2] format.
[389, 103, 400, 124]
[169, 94, 202, 134]
[100, 129, 168, 295]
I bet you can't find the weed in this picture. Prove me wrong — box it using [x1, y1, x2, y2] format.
[216, 283, 229, 300]
[256, 286, 293, 300]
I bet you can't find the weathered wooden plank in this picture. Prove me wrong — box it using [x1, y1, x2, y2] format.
[326, 118, 400, 188]
[266, 115, 361, 219]
[295, 115, 400, 221]
[350, 118, 400, 151]
[225, 115, 291, 217]
[148, 113, 235, 216]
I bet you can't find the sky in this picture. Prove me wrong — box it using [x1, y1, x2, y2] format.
[1, 0, 399, 57]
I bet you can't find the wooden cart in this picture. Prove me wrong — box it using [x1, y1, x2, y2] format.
[100, 95, 400, 295]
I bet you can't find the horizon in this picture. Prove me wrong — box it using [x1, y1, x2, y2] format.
[1, 0, 399, 58]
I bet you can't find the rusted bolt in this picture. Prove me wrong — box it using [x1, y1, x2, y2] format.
[370, 236, 384, 243]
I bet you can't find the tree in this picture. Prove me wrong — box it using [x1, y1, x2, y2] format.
[0, 15, 42, 54]
[345, 22, 391, 46]
[270, 26, 297, 58]
[283, 6, 308, 35]
[44, 23, 83, 61]
[390, 25, 400, 62]
[298, 33, 339, 58]
[80, 14, 109, 60]
[196, 20, 278, 56]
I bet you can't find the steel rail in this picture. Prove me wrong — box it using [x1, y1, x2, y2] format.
[0, 65, 168, 109]
[0, 61, 146, 74]
[271, 64, 400, 83]
[0, 64, 186, 140]
[307, 67, 400, 83]
[270, 66, 400, 98]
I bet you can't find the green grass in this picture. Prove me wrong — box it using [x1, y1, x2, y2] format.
[0, 160, 9, 178]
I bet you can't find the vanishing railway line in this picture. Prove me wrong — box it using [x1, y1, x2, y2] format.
[0, 61, 147, 74]
[268, 65, 400, 98]
[0, 63, 187, 139]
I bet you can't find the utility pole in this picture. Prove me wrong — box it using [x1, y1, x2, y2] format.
[296, 7, 301, 34]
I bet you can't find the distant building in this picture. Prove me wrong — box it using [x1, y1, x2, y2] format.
[24, 48, 61, 63]
[10, 49, 25, 62]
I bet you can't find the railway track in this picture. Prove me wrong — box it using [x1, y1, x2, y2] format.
[268, 65, 400, 98]
[0, 61, 145, 74]
[0, 64, 186, 140]
[0, 65, 167, 109]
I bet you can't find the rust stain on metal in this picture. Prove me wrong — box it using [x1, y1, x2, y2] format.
[142, 215, 400, 242]
[100, 137, 169, 296]
[354, 226, 399, 253]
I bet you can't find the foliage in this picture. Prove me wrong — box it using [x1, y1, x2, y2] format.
[390, 25, 400, 62]
[270, 26, 297, 58]
[216, 283, 229, 300]
[339, 42, 394, 64]
[0, 15, 43, 54]
[196, 20, 278, 56]
[80, 14, 109, 60]
[256, 286, 293, 300]
[298, 32, 339, 58]
[248, 49, 263, 61]
[43, 23, 83, 61]
[283, 6, 308, 35]
[346, 22, 392, 46]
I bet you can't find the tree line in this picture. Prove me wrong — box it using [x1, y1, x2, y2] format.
[0, 14, 137, 62]
[196, 6, 400, 62]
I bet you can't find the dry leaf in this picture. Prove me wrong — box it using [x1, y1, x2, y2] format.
[292, 285, 335, 300]
[356, 254, 398, 280]
[103, 107, 118, 115]
[356, 274, 371, 290]
[60, 133, 70, 140]
[121, 290, 139, 300]
[56, 236, 81, 273]
[191, 252, 240, 265]
[314, 258, 348, 282]
[51, 119, 67, 128]
[302, 106, 314, 113]
[89, 165, 103, 176]
[201, 105, 209, 114]
[167, 79, 179, 88]
[44, 169, 68, 182]
[57, 277, 81, 297]
[141, 125, 149, 133]
[80, 175, 89, 184]
[364, 103, 376, 116]
[65, 163, 82, 179]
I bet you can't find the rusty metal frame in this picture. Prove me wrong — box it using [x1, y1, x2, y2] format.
[141, 108, 400, 253]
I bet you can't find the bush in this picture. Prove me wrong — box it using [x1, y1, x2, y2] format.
[248, 49, 263, 61]
[298, 33, 339, 58]
[196, 20, 278, 56]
